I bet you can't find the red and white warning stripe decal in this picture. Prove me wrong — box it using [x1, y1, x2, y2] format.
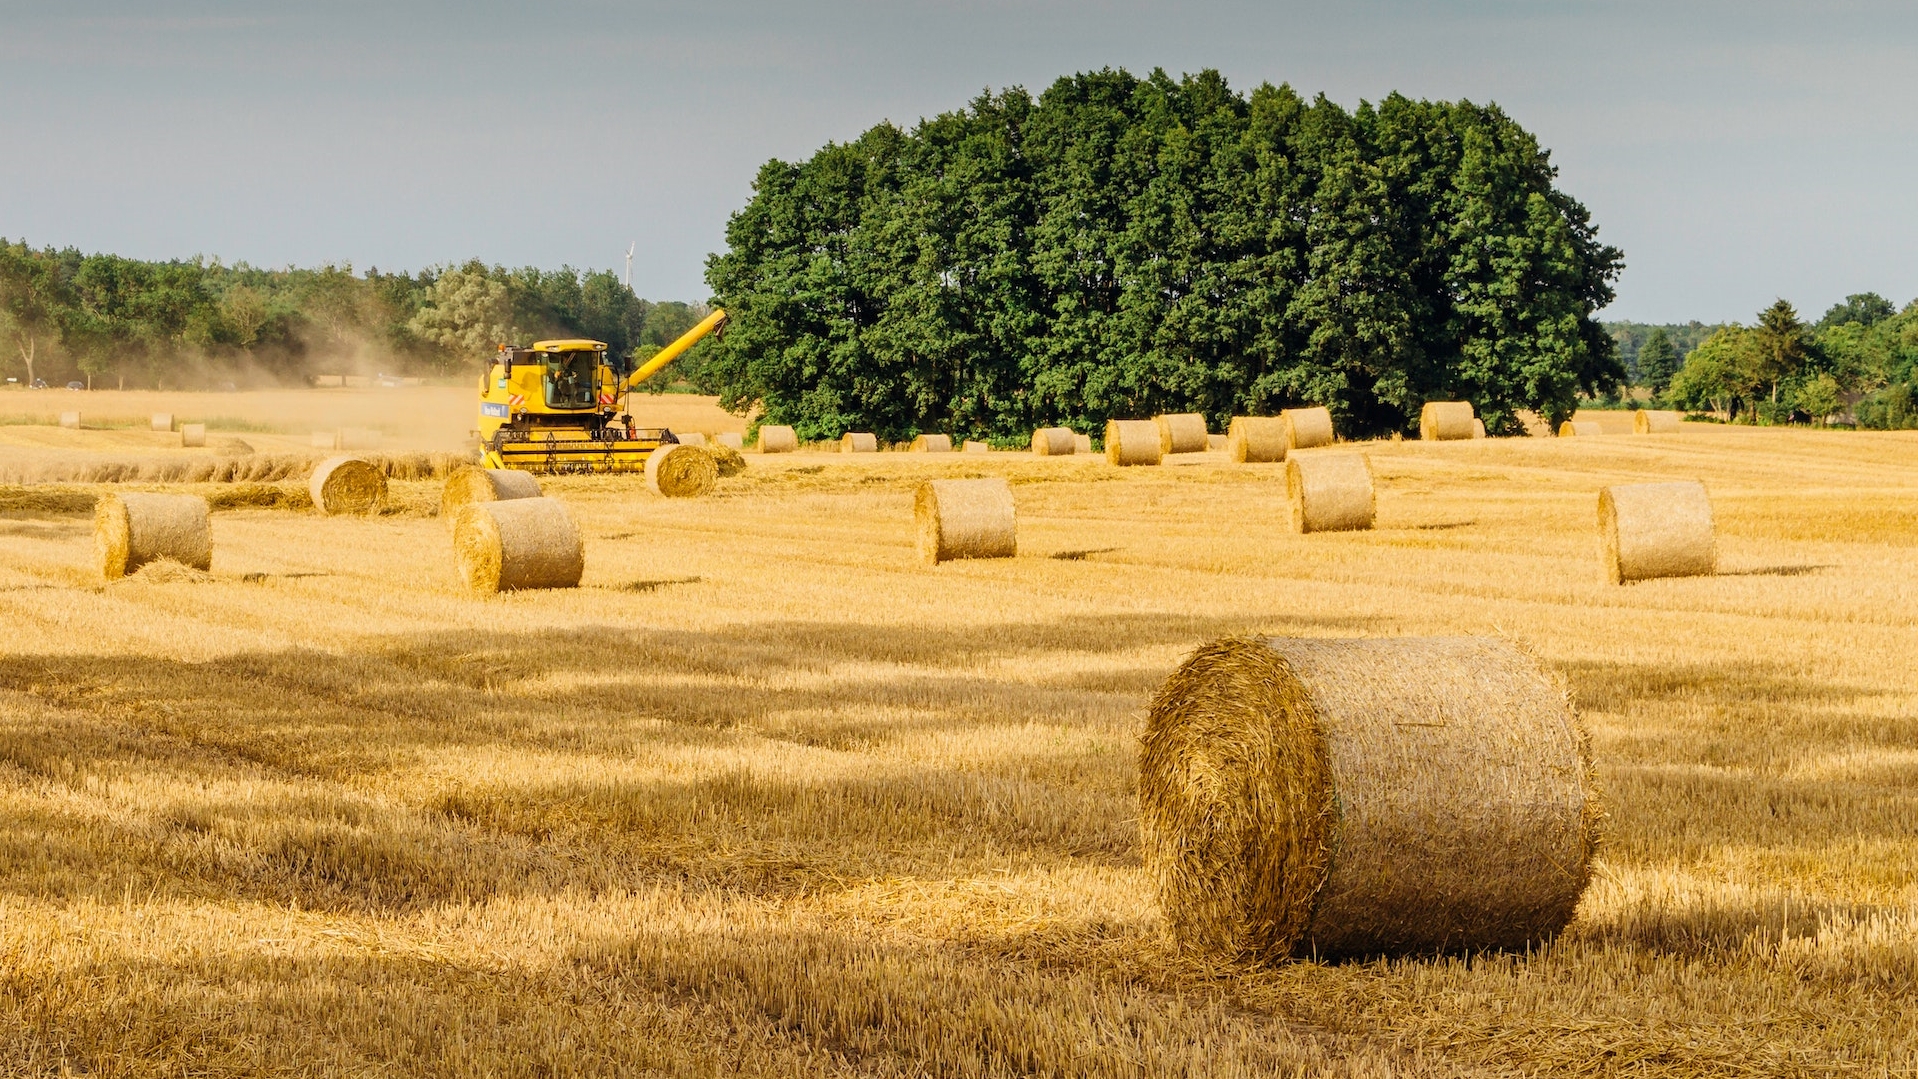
[508, 393, 525, 409]
[599, 391, 616, 406]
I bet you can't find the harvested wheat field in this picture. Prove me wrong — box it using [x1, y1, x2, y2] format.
[1, 414, 1916, 1076]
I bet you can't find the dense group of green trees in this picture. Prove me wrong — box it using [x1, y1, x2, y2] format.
[1604, 295, 1918, 429]
[0, 241, 711, 390]
[700, 67, 1623, 442]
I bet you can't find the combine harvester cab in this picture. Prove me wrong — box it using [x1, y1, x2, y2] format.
[477, 310, 726, 474]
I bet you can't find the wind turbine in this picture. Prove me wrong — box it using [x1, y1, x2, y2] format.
[623, 242, 635, 290]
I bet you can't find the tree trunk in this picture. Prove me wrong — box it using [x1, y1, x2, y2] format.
[18, 335, 34, 387]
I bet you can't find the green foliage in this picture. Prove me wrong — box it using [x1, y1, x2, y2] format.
[0, 241, 694, 388]
[1663, 296, 1918, 426]
[704, 68, 1622, 442]
[1634, 328, 1679, 396]
[1819, 292, 1896, 330]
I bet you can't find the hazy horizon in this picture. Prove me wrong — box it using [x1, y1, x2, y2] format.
[4, 0, 1914, 324]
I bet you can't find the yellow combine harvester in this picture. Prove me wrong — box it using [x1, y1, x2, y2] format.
[476, 309, 727, 473]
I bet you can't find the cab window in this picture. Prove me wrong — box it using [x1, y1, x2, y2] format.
[543, 351, 601, 408]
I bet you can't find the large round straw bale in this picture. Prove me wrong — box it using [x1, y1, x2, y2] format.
[707, 444, 747, 476]
[1473, 418, 1487, 439]
[95, 492, 211, 580]
[441, 465, 541, 519]
[1156, 413, 1209, 454]
[309, 456, 387, 515]
[715, 432, 744, 450]
[1559, 420, 1603, 437]
[841, 432, 878, 453]
[1075, 432, 1092, 454]
[1281, 407, 1335, 450]
[674, 431, 708, 447]
[1286, 452, 1374, 533]
[1031, 427, 1076, 456]
[963, 439, 991, 454]
[1140, 635, 1597, 961]
[911, 433, 953, 453]
[1634, 410, 1681, 434]
[180, 423, 207, 447]
[646, 442, 718, 498]
[1598, 480, 1715, 584]
[452, 497, 584, 593]
[1227, 417, 1287, 463]
[1419, 401, 1476, 441]
[757, 425, 797, 453]
[1105, 419, 1163, 466]
[914, 477, 1016, 565]
[151, 413, 174, 432]
[59, 412, 80, 429]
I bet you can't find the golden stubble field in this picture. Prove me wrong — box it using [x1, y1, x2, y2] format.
[0, 394, 1915, 1077]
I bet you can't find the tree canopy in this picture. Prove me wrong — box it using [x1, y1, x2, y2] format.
[701, 68, 1623, 441]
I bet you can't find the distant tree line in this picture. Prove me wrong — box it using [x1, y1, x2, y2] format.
[700, 67, 1623, 442]
[1603, 294, 1918, 429]
[0, 241, 710, 390]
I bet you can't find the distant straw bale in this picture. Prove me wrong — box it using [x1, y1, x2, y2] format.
[181, 424, 206, 447]
[841, 432, 878, 453]
[150, 413, 174, 432]
[757, 425, 797, 453]
[1156, 413, 1209, 455]
[1139, 634, 1597, 960]
[674, 431, 708, 447]
[646, 443, 718, 498]
[1075, 432, 1092, 454]
[1207, 433, 1226, 451]
[1105, 420, 1162, 466]
[1282, 407, 1335, 450]
[1286, 452, 1374, 533]
[706, 444, 747, 477]
[911, 434, 954, 453]
[1419, 402, 1476, 441]
[1031, 427, 1076, 456]
[59, 412, 80, 429]
[914, 477, 1016, 565]
[452, 497, 583, 593]
[1559, 421, 1603, 437]
[1473, 418, 1487, 439]
[963, 440, 991, 454]
[311, 431, 338, 449]
[309, 456, 387, 515]
[1598, 480, 1715, 584]
[95, 492, 211, 580]
[312, 375, 345, 388]
[441, 466, 541, 519]
[715, 432, 744, 450]
[1227, 417, 1287, 463]
[337, 428, 383, 451]
[1634, 410, 1681, 434]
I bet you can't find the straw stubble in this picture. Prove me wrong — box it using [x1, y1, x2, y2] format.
[1139, 635, 1597, 961]
[452, 497, 584, 593]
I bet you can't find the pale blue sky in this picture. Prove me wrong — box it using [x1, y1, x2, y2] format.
[3, 1, 1914, 322]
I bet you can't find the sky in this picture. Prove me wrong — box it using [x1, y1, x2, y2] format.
[2, 0, 1915, 323]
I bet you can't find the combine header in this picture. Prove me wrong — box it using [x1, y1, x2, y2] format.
[476, 309, 727, 474]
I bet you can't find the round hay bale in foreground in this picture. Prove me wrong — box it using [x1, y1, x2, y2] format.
[1105, 419, 1162, 466]
[1031, 427, 1076, 456]
[1419, 401, 1476, 441]
[1139, 634, 1597, 961]
[963, 439, 991, 454]
[1227, 417, 1288, 463]
[707, 444, 747, 477]
[309, 456, 387, 515]
[1156, 413, 1209, 454]
[1281, 407, 1335, 450]
[757, 425, 797, 453]
[914, 477, 1016, 565]
[911, 433, 953, 453]
[1598, 480, 1714, 584]
[59, 412, 80, 429]
[96, 492, 211, 580]
[646, 442, 719, 498]
[151, 413, 174, 432]
[180, 423, 207, 447]
[674, 431, 708, 447]
[441, 466, 541, 519]
[1472, 418, 1487, 439]
[715, 432, 744, 450]
[841, 432, 878, 453]
[1074, 432, 1092, 454]
[1634, 410, 1681, 434]
[452, 497, 584, 594]
[1286, 452, 1374, 533]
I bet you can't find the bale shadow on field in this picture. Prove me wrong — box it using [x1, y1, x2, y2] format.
[1717, 563, 1833, 577]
